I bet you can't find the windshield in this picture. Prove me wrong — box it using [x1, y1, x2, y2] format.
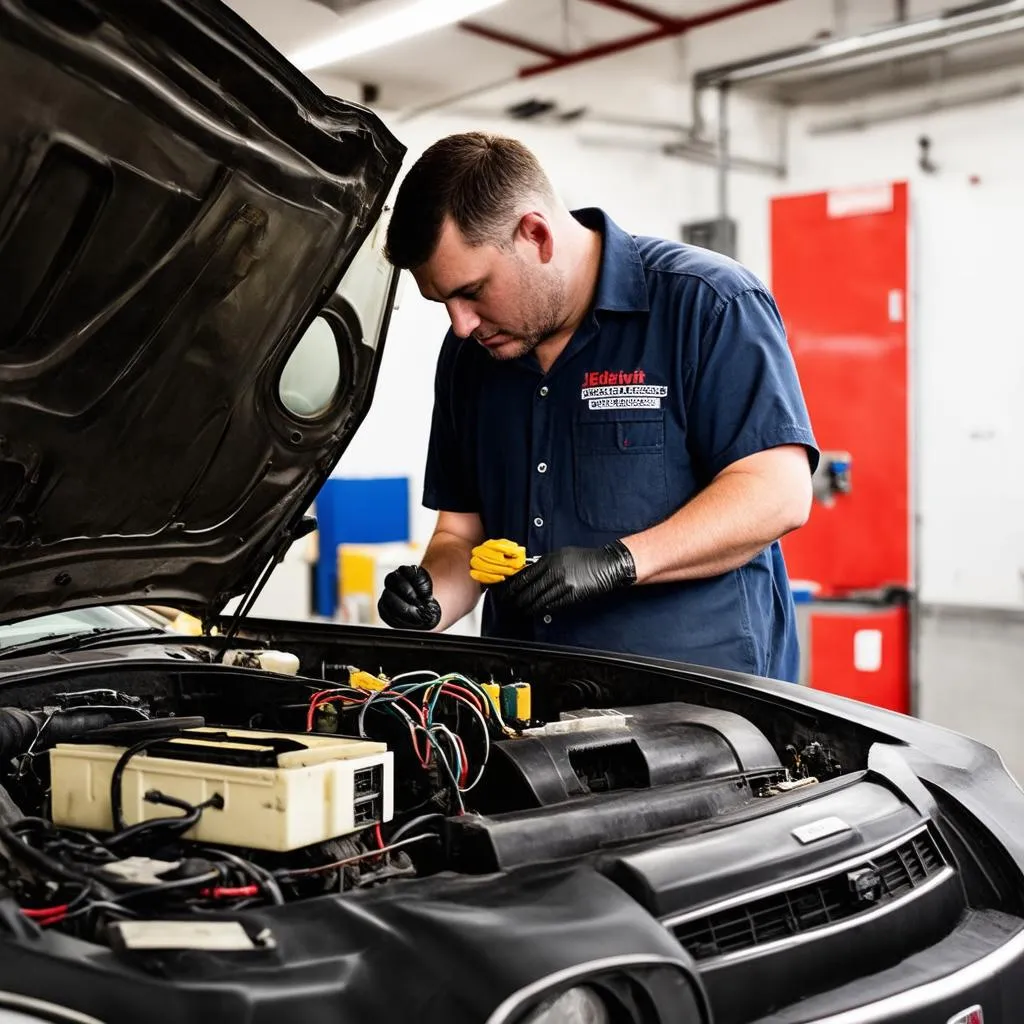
[0, 605, 164, 650]
[338, 208, 398, 354]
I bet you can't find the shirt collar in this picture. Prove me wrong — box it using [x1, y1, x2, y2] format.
[572, 207, 650, 314]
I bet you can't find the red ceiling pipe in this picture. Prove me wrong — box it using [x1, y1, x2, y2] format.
[522, 0, 789, 77]
[459, 21, 566, 60]
[461, 0, 789, 79]
[580, 0, 678, 27]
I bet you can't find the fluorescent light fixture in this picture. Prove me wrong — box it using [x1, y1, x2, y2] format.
[291, 0, 509, 71]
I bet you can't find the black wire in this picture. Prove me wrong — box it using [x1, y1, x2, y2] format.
[105, 791, 222, 850]
[0, 825, 114, 903]
[9, 817, 53, 833]
[388, 813, 445, 845]
[45, 834, 118, 865]
[272, 835, 437, 879]
[110, 732, 192, 832]
[63, 900, 138, 923]
[113, 869, 221, 903]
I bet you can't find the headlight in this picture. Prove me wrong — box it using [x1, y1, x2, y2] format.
[522, 986, 609, 1024]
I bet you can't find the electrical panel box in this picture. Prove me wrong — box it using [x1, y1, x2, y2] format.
[682, 217, 737, 258]
[49, 727, 393, 853]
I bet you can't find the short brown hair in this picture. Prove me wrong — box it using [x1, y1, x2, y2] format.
[384, 132, 553, 270]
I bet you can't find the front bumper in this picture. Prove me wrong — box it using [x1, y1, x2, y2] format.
[761, 911, 1024, 1023]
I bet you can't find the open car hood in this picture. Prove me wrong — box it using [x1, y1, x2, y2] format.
[0, 0, 405, 625]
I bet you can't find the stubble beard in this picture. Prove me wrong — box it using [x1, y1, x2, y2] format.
[483, 264, 567, 362]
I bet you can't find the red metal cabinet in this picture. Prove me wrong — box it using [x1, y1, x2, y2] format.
[806, 605, 909, 715]
[772, 183, 910, 595]
[771, 183, 912, 711]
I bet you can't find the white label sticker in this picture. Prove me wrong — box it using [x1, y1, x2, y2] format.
[827, 184, 894, 219]
[854, 629, 883, 672]
[581, 386, 668, 399]
[114, 920, 256, 951]
[792, 816, 852, 844]
[588, 397, 661, 409]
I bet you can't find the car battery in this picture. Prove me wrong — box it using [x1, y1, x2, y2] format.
[49, 727, 393, 852]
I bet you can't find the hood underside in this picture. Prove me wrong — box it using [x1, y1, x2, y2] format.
[0, 0, 405, 624]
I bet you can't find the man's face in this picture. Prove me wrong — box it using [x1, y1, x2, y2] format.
[412, 215, 566, 361]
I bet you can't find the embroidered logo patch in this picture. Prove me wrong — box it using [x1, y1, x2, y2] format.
[581, 369, 667, 409]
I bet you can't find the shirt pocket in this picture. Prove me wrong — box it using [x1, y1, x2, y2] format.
[573, 410, 672, 532]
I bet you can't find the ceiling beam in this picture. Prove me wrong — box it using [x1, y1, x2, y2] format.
[580, 0, 679, 28]
[518, 0, 788, 78]
[459, 21, 566, 60]
[455, 0, 788, 85]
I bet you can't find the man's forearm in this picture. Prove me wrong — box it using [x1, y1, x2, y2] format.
[421, 531, 482, 630]
[623, 448, 812, 586]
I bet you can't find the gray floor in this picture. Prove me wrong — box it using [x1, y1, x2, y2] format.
[916, 603, 1024, 785]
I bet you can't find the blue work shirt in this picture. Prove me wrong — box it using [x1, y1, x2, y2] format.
[422, 208, 819, 682]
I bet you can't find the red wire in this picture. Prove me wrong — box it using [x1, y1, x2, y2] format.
[373, 692, 431, 764]
[307, 685, 464, 770]
[453, 733, 469, 787]
[434, 683, 485, 712]
[22, 905, 68, 918]
[375, 824, 384, 849]
[410, 722, 431, 768]
[22, 906, 68, 927]
[306, 693, 364, 731]
[308, 692, 432, 767]
[307, 687, 348, 712]
[380, 692, 430, 722]
[200, 885, 260, 899]
[433, 690, 485, 720]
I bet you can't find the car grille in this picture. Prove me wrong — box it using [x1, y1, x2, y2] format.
[672, 829, 945, 961]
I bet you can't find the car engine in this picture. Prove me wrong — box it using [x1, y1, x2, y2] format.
[0, 659, 844, 949]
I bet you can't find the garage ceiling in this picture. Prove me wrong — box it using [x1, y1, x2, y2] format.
[225, 0, 1024, 116]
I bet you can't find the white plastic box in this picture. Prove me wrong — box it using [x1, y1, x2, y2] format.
[49, 728, 393, 853]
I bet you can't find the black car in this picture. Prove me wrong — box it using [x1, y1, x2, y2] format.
[0, 2, 1021, 1023]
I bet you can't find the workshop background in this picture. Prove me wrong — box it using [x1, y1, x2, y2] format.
[226, 0, 1024, 781]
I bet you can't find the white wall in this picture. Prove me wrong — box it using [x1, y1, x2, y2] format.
[776, 74, 1024, 614]
[912, 180, 1024, 612]
[786, 76, 1024, 195]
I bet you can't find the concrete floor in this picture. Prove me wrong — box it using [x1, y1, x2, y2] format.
[916, 603, 1024, 786]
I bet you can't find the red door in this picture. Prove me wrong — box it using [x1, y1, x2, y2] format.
[772, 183, 910, 595]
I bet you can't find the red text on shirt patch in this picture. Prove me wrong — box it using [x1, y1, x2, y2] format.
[583, 369, 647, 387]
[579, 369, 668, 410]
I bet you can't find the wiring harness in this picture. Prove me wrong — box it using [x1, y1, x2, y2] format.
[0, 672, 514, 942]
[306, 669, 519, 814]
[0, 813, 438, 937]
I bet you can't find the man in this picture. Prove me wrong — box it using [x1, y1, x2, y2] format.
[376, 131, 818, 682]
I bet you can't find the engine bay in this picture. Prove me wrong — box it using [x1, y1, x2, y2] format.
[0, 640, 854, 954]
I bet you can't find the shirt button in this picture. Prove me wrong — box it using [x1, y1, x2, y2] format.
[537, 462, 548, 473]
[543, 614, 552, 624]
[534, 516, 544, 528]
[539, 386, 549, 397]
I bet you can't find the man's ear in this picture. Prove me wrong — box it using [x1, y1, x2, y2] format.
[515, 211, 555, 264]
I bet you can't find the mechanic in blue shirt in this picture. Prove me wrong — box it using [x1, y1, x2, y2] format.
[376, 132, 818, 682]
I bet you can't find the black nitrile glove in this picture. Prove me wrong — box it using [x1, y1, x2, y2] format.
[378, 565, 442, 630]
[495, 540, 637, 615]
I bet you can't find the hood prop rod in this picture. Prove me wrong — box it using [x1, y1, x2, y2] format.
[212, 515, 318, 656]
